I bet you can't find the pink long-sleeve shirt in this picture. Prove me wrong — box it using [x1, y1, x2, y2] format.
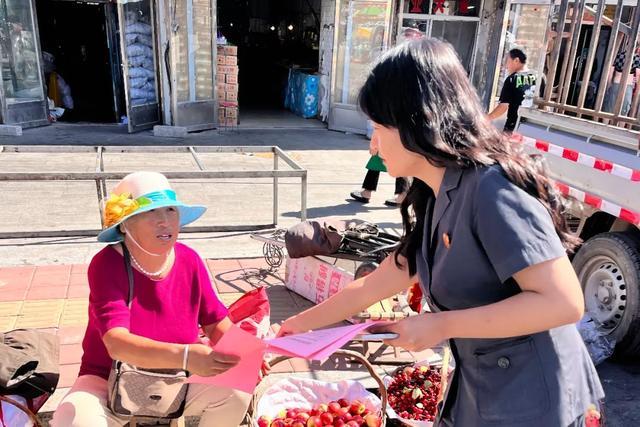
[79, 243, 228, 380]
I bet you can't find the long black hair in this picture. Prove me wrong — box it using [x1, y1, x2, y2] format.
[358, 38, 579, 275]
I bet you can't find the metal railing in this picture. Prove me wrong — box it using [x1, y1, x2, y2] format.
[538, 0, 640, 132]
[0, 145, 308, 239]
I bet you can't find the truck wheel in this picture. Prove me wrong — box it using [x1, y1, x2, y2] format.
[355, 262, 378, 279]
[573, 232, 640, 358]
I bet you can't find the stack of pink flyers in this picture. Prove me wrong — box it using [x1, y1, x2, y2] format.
[187, 322, 378, 393]
[265, 322, 377, 360]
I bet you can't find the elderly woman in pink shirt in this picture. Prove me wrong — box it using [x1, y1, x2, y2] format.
[52, 172, 251, 427]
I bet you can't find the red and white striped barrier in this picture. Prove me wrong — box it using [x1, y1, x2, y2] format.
[511, 133, 640, 182]
[554, 181, 640, 226]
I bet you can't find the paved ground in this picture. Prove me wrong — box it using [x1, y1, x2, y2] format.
[1, 124, 638, 426]
[0, 124, 403, 266]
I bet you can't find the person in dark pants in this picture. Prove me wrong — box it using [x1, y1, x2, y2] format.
[489, 48, 537, 133]
[280, 39, 604, 427]
[351, 137, 409, 207]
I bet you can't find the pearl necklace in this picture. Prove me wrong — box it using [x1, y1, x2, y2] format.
[130, 251, 172, 278]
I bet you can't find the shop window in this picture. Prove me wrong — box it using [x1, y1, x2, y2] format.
[396, 0, 482, 73]
[0, 0, 44, 104]
[402, 0, 480, 17]
[431, 20, 477, 72]
[334, 0, 390, 105]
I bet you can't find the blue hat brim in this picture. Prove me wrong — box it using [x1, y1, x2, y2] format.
[97, 201, 206, 243]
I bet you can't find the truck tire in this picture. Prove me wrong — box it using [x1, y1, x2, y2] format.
[573, 232, 640, 358]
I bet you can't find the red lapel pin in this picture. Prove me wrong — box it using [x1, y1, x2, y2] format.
[442, 232, 451, 249]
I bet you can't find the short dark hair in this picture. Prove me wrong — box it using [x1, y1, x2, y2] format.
[508, 48, 527, 64]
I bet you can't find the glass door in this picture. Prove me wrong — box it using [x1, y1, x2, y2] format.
[0, 0, 48, 128]
[117, 0, 161, 133]
[396, 0, 483, 74]
[490, 1, 550, 109]
[159, 0, 217, 132]
[328, 0, 394, 134]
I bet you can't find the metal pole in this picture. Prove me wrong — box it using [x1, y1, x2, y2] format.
[612, 1, 640, 123]
[559, 0, 587, 109]
[301, 171, 308, 221]
[95, 146, 105, 228]
[273, 148, 279, 226]
[189, 146, 206, 170]
[576, 0, 606, 113]
[544, 0, 568, 101]
[593, 0, 624, 113]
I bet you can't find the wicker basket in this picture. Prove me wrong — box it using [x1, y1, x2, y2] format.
[248, 349, 389, 426]
[0, 395, 42, 427]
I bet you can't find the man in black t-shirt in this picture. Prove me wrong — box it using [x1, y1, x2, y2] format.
[489, 49, 537, 132]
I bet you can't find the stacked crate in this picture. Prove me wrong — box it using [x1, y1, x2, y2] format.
[216, 44, 239, 127]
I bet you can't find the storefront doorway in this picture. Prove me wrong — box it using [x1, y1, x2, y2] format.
[36, 0, 124, 124]
[0, 0, 162, 132]
[216, 0, 324, 128]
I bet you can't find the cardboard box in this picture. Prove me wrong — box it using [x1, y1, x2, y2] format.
[216, 55, 226, 65]
[216, 91, 226, 102]
[225, 73, 238, 85]
[217, 107, 226, 122]
[285, 257, 353, 304]
[216, 73, 225, 84]
[222, 117, 238, 127]
[217, 44, 237, 56]
[225, 83, 238, 93]
[224, 55, 237, 66]
[225, 91, 237, 102]
[225, 106, 238, 119]
[217, 65, 239, 75]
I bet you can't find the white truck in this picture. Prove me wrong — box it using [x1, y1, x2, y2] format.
[504, 0, 640, 359]
[514, 109, 640, 358]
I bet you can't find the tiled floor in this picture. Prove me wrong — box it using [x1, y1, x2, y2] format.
[1, 257, 427, 420]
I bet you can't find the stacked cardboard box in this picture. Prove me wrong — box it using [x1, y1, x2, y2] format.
[216, 44, 239, 127]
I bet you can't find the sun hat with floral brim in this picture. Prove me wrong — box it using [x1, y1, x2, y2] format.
[97, 171, 206, 243]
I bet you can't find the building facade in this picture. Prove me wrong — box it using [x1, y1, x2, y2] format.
[0, 0, 518, 134]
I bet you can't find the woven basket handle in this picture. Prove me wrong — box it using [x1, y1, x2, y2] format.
[0, 395, 42, 427]
[253, 349, 388, 424]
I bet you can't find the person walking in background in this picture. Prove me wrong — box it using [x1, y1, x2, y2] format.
[489, 48, 537, 133]
[602, 45, 640, 118]
[351, 134, 409, 207]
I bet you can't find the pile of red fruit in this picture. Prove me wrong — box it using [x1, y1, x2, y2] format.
[387, 365, 441, 422]
[257, 398, 381, 427]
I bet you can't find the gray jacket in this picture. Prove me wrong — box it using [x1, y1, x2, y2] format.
[416, 166, 604, 427]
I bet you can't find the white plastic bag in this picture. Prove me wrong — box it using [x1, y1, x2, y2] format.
[255, 378, 381, 425]
[577, 314, 615, 365]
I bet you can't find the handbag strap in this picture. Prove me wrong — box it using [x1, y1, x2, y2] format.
[121, 243, 134, 309]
